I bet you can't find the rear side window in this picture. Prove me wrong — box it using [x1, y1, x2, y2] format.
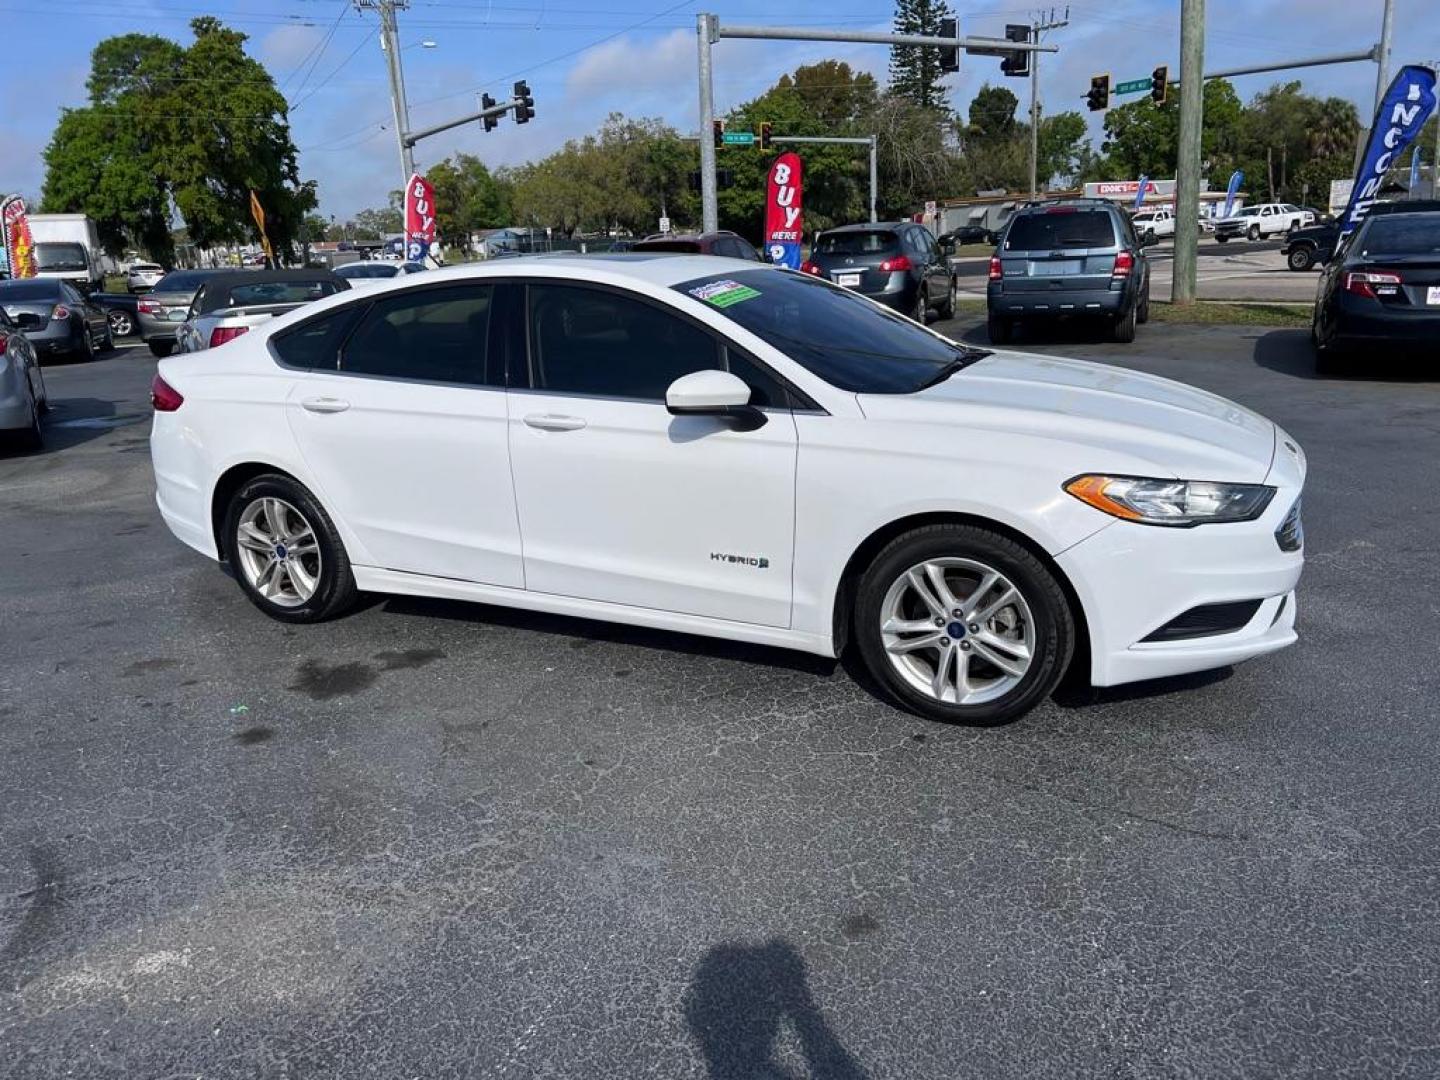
[271, 305, 364, 370]
[814, 231, 899, 255]
[1003, 211, 1116, 251]
[342, 285, 495, 385]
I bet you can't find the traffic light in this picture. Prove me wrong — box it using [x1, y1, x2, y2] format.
[712, 119, 725, 149]
[759, 121, 772, 151]
[1000, 23, 1031, 78]
[513, 80, 534, 124]
[1087, 73, 1111, 112]
[1151, 65, 1169, 106]
[480, 92, 498, 133]
[938, 16, 959, 74]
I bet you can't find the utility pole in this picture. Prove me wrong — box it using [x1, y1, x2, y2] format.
[697, 13, 720, 233]
[1029, 10, 1069, 200]
[1373, 0, 1395, 114]
[1171, 0, 1205, 305]
[357, 0, 415, 186]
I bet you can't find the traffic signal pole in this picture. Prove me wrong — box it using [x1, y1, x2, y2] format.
[695, 14, 1058, 233]
[1171, 0, 1204, 305]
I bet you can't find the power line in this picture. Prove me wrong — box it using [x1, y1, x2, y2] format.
[285, 1, 351, 97]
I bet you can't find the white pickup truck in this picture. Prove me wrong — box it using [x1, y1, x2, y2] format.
[1214, 203, 1315, 242]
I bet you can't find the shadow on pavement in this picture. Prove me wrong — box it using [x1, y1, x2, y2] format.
[1, 397, 143, 457]
[1253, 329, 1440, 383]
[378, 594, 841, 677]
[683, 939, 868, 1080]
[1052, 665, 1232, 709]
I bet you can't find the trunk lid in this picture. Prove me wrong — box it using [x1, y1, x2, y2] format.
[810, 230, 902, 289]
[997, 208, 1121, 294]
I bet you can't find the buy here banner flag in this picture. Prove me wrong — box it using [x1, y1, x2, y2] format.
[764, 152, 803, 270]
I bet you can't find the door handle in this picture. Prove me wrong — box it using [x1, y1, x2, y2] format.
[301, 397, 350, 414]
[523, 413, 586, 432]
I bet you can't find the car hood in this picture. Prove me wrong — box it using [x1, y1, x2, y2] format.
[857, 349, 1278, 483]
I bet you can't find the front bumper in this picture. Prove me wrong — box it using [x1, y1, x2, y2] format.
[1057, 488, 1304, 687]
[987, 285, 1127, 317]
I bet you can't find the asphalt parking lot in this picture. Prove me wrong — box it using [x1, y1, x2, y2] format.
[3, 324, 1439, 1078]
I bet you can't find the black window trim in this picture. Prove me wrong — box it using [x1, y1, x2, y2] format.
[267, 279, 506, 389]
[510, 277, 824, 413]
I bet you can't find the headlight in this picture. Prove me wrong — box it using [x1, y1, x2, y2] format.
[1065, 474, 1275, 527]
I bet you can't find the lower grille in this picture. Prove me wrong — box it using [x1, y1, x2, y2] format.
[1141, 600, 1264, 642]
[1275, 499, 1303, 552]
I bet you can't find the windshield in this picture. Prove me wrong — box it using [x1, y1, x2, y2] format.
[1357, 216, 1440, 254]
[0, 280, 60, 301]
[336, 263, 399, 279]
[813, 231, 899, 255]
[1238, 207, 1260, 217]
[34, 243, 88, 271]
[1003, 210, 1115, 250]
[673, 269, 987, 394]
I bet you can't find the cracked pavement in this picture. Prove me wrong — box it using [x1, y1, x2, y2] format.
[2, 326, 1438, 1078]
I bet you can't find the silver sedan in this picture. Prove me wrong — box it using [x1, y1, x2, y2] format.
[0, 308, 48, 450]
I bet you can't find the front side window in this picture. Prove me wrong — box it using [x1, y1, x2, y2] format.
[527, 284, 722, 400]
[674, 270, 987, 394]
[342, 284, 494, 385]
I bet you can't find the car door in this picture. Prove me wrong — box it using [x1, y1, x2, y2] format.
[918, 228, 949, 297]
[61, 283, 104, 341]
[282, 282, 524, 587]
[507, 281, 798, 627]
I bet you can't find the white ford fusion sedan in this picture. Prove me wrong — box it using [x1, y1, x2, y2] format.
[149, 254, 1304, 725]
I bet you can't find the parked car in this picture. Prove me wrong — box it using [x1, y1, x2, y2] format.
[1214, 203, 1314, 242]
[91, 291, 142, 337]
[175, 269, 348, 353]
[127, 262, 166, 293]
[1312, 203, 1440, 374]
[0, 306, 48, 449]
[1281, 222, 1341, 271]
[938, 224, 995, 249]
[631, 231, 766, 261]
[334, 261, 427, 288]
[0, 277, 112, 360]
[150, 256, 1304, 727]
[1131, 207, 1176, 241]
[27, 214, 103, 292]
[138, 269, 229, 357]
[801, 222, 953, 323]
[986, 199, 1151, 344]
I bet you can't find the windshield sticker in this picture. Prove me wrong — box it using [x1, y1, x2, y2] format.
[689, 279, 761, 308]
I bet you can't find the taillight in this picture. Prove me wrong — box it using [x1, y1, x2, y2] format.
[878, 254, 912, 273]
[799, 260, 822, 275]
[51, 305, 70, 321]
[988, 256, 1003, 281]
[150, 374, 183, 412]
[0, 334, 8, 356]
[209, 325, 250, 348]
[1112, 250, 1135, 277]
[137, 297, 161, 315]
[1344, 269, 1402, 299]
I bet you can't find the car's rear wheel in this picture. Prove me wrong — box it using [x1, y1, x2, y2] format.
[74, 325, 95, 362]
[223, 474, 357, 623]
[854, 525, 1074, 726]
[1111, 302, 1137, 343]
[986, 312, 1011, 344]
[1136, 285, 1151, 324]
[148, 340, 174, 358]
[1287, 246, 1314, 272]
[911, 289, 927, 324]
[107, 309, 133, 337]
[939, 277, 957, 320]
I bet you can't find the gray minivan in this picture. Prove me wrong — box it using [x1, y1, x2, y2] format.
[986, 200, 1151, 344]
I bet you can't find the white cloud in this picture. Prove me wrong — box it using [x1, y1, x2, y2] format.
[260, 23, 325, 76]
[566, 29, 694, 103]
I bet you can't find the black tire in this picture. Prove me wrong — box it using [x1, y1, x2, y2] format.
[1111, 302, 1137, 343]
[222, 474, 358, 623]
[911, 288, 927, 325]
[853, 524, 1075, 726]
[987, 312, 1011, 344]
[1287, 246, 1314, 272]
[938, 277, 957, 320]
[1216, 234, 1230, 244]
[74, 324, 95, 362]
[148, 340, 174, 358]
[107, 309, 134, 337]
[1137, 285, 1151, 324]
[1247, 225, 1261, 241]
[100, 321, 114, 352]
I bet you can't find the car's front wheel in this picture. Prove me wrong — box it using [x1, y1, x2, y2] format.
[854, 524, 1074, 726]
[1248, 224, 1261, 241]
[223, 474, 357, 623]
[1287, 246, 1314, 272]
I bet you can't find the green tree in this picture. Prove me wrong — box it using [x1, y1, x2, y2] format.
[1101, 78, 1242, 181]
[888, 0, 955, 111]
[41, 19, 316, 263]
[425, 153, 512, 244]
[352, 206, 402, 238]
[966, 85, 1020, 145]
[1036, 111, 1093, 186]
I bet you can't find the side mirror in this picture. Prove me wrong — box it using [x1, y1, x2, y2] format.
[665, 369, 765, 428]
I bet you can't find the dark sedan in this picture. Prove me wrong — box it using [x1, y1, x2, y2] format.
[0, 277, 112, 360]
[1312, 206, 1440, 374]
[801, 222, 953, 323]
[938, 224, 995, 249]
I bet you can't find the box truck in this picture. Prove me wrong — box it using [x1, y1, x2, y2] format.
[27, 214, 103, 291]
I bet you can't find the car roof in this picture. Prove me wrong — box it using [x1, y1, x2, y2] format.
[0, 277, 61, 294]
[819, 222, 908, 234]
[1367, 200, 1440, 217]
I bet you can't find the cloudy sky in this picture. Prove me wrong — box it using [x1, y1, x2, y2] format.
[2, 0, 1436, 221]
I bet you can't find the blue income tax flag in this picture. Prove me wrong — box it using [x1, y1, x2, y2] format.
[1341, 64, 1438, 237]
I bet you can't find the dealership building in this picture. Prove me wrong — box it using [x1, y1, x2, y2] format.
[933, 179, 1246, 236]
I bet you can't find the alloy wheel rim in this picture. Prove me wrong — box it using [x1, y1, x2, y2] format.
[110, 312, 131, 335]
[879, 557, 1036, 706]
[235, 497, 322, 608]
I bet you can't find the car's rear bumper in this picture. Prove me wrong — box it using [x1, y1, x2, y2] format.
[1332, 297, 1440, 345]
[987, 285, 1127, 317]
[1057, 487, 1304, 687]
[152, 413, 219, 559]
[22, 323, 80, 356]
[138, 313, 179, 343]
